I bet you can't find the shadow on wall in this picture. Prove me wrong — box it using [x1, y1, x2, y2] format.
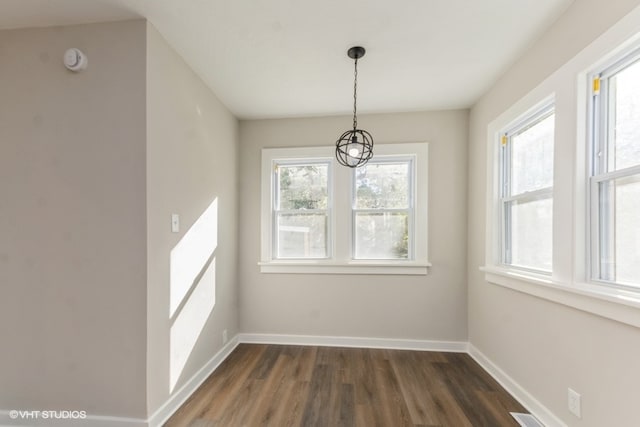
[169, 198, 219, 392]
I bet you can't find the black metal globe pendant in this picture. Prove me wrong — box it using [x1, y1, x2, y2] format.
[335, 46, 373, 168]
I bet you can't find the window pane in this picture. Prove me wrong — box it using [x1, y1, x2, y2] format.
[507, 197, 552, 271]
[598, 174, 640, 286]
[355, 162, 410, 209]
[609, 59, 640, 171]
[511, 113, 555, 194]
[354, 212, 408, 259]
[277, 164, 328, 210]
[276, 213, 327, 258]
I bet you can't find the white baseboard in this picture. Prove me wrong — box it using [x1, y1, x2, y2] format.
[238, 333, 468, 352]
[467, 344, 567, 427]
[0, 410, 146, 427]
[147, 335, 240, 427]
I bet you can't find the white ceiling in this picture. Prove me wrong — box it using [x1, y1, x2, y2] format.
[0, 0, 573, 119]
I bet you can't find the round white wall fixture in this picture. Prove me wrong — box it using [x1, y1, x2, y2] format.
[63, 48, 88, 72]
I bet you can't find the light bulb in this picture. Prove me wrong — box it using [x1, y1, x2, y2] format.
[348, 147, 360, 157]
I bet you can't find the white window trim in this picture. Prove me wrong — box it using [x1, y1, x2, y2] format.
[482, 6, 640, 328]
[260, 143, 431, 275]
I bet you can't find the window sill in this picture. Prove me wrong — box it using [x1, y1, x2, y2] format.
[259, 261, 431, 275]
[480, 265, 640, 328]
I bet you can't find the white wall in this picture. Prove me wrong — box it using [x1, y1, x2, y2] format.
[0, 21, 148, 418]
[468, 0, 640, 426]
[239, 111, 468, 342]
[145, 24, 239, 416]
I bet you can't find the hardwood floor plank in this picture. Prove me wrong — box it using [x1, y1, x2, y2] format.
[352, 348, 379, 406]
[245, 354, 291, 425]
[372, 352, 413, 427]
[434, 360, 503, 426]
[214, 378, 265, 426]
[354, 402, 386, 427]
[337, 383, 355, 427]
[164, 344, 530, 427]
[430, 385, 474, 427]
[389, 350, 442, 426]
[248, 345, 282, 380]
[445, 352, 496, 391]
[300, 363, 334, 426]
[268, 380, 310, 427]
[287, 345, 317, 382]
[184, 419, 217, 427]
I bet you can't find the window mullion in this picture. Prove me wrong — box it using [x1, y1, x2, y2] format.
[333, 158, 351, 262]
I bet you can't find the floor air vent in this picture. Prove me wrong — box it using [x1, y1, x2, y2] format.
[510, 412, 545, 427]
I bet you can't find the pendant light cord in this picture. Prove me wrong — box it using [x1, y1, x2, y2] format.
[335, 46, 372, 168]
[353, 57, 358, 131]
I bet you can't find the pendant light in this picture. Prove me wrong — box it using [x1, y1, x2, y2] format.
[335, 46, 373, 168]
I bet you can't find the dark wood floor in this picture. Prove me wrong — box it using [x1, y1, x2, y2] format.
[165, 344, 527, 427]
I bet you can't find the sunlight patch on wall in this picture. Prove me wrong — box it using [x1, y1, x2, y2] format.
[168, 197, 219, 392]
[170, 198, 218, 317]
[170, 257, 216, 392]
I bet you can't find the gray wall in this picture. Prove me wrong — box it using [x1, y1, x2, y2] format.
[239, 111, 468, 341]
[145, 24, 239, 415]
[468, 0, 640, 426]
[0, 21, 148, 418]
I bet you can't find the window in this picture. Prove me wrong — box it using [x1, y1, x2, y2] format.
[353, 160, 413, 259]
[590, 47, 640, 289]
[260, 143, 429, 274]
[499, 103, 555, 273]
[274, 161, 331, 259]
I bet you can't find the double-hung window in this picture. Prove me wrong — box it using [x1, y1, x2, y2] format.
[590, 48, 640, 289]
[273, 161, 331, 259]
[499, 103, 555, 273]
[353, 159, 413, 259]
[261, 143, 429, 274]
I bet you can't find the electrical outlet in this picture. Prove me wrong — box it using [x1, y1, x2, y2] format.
[222, 329, 228, 344]
[568, 388, 581, 418]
